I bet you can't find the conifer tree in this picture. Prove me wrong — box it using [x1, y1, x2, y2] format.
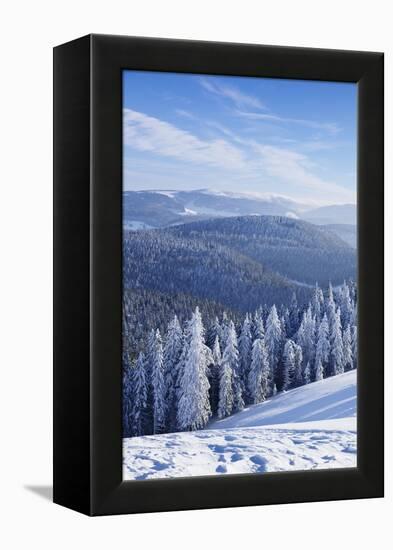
[326, 282, 336, 327]
[144, 329, 157, 434]
[163, 315, 183, 431]
[265, 305, 283, 394]
[248, 338, 269, 404]
[352, 324, 357, 370]
[151, 329, 166, 434]
[122, 307, 132, 372]
[348, 279, 357, 303]
[222, 320, 244, 412]
[239, 314, 252, 395]
[330, 307, 344, 376]
[131, 352, 148, 436]
[209, 335, 222, 414]
[281, 339, 296, 391]
[312, 283, 324, 323]
[315, 313, 330, 380]
[343, 325, 353, 371]
[296, 306, 316, 373]
[122, 357, 134, 437]
[292, 342, 304, 388]
[280, 315, 287, 341]
[315, 357, 324, 381]
[219, 311, 230, 344]
[339, 281, 352, 329]
[252, 309, 265, 341]
[282, 307, 291, 337]
[217, 361, 234, 419]
[303, 361, 311, 385]
[206, 316, 221, 349]
[288, 292, 299, 337]
[177, 308, 211, 431]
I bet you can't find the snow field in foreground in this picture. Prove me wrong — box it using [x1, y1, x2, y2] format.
[123, 370, 356, 480]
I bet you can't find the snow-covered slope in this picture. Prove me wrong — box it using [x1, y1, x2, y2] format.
[210, 370, 356, 430]
[123, 371, 357, 480]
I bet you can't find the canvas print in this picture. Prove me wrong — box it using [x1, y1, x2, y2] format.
[122, 71, 357, 481]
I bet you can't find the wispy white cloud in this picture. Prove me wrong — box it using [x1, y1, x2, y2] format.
[236, 110, 341, 135]
[123, 108, 245, 170]
[123, 108, 354, 204]
[174, 108, 196, 120]
[249, 143, 355, 202]
[199, 77, 265, 110]
[272, 136, 345, 152]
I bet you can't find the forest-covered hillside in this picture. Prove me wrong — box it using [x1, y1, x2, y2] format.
[123, 226, 303, 311]
[166, 215, 356, 286]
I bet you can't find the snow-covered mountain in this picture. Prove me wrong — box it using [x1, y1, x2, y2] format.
[123, 189, 356, 228]
[123, 371, 356, 480]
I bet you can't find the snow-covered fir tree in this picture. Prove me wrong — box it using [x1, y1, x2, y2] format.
[163, 315, 183, 431]
[315, 313, 330, 380]
[292, 342, 304, 388]
[311, 283, 324, 323]
[122, 356, 134, 437]
[303, 361, 311, 385]
[206, 316, 221, 350]
[208, 335, 222, 415]
[282, 339, 296, 391]
[315, 357, 324, 381]
[339, 281, 352, 329]
[352, 324, 357, 370]
[296, 306, 316, 374]
[222, 320, 244, 412]
[252, 308, 265, 340]
[217, 360, 234, 419]
[265, 305, 283, 394]
[177, 308, 212, 431]
[330, 308, 344, 376]
[280, 315, 287, 342]
[131, 352, 148, 436]
[150, 329, 166, 434]
[248, 338, 269, 404]
[219, 311, 230, 344]
[239, 314, 252, 398]
[143, 330, 157, 434]
[342, 324, 353, 371]
[281, 307, 291, 337]
[326, 282, 336, 327]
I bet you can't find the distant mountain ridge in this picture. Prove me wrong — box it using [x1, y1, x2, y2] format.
[123, 189, 357, 229]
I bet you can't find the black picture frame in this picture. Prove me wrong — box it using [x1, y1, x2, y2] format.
[53, 34, 384, 516]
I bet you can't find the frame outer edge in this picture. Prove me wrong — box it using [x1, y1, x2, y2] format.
[357, 53, 384, 496]
[84, 35, 384, 515]
[53, 35, 92, 516]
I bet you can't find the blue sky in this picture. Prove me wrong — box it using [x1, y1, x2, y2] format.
[123, 71, 357, 205]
